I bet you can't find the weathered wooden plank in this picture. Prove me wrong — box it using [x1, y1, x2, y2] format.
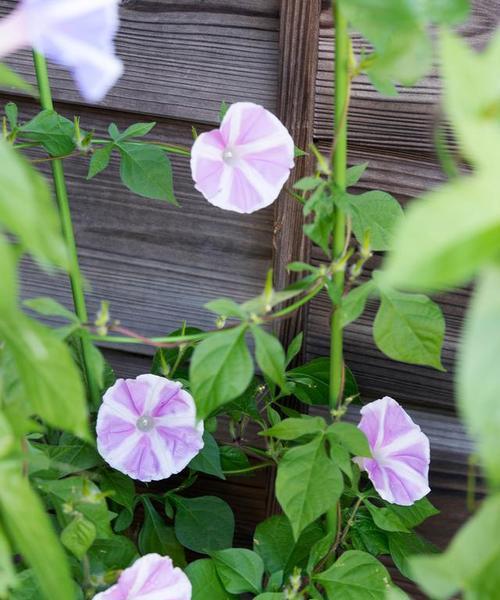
[314, 0, 500, 150]
[11, 100, 274, 345]
[0, 0, 280, 124]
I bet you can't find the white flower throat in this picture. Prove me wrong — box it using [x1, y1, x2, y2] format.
[136, 415, 155, 432]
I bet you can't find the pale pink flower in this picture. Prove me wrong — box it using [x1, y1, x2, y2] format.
[96, 374, 204, 482]
[355, 397, 430, 506]
[190, 102, 295, 213]
[93, 553, 192, 600]
[0, 0, 122, 102]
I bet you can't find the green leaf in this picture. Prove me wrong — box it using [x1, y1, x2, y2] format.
[346, 163, 368, 187]
[186, 559, 236, 600]
[386, 586, 411, 600]
[88, 143, 114, 179]
[118, 142, 177, 203]
[2, 316, 89, 439]
[21, 110, 76, 156]
[0, 235, 17, 315]
[30, 434, 101, 477]
[350, 510, 389, 557]
[0, 523, 16, 597]
[382, 173, 500, 291]
[251, 326, 287, 389]
[219, 445, 251, 473]
[286, 331, 304, 366]
[88, 536, 138, 574]
[440, 31, 500, 171]
[262, 416, 325, 440]
[388, 498, 439, 529]
[287, 358, 358, 406]
[458, 267, 500, 483]
[276, 435, 343, 539]
[254, 515, 324, 577]
[388, 532, 437, 580]
[205, 298, 247, 319]
[213, 548, 264, 595]
[340, 281, 376, 328]
[219, 101, 230, 122]
[38, 477, 113, 539]
[363, 501, 409, 533]
[303, 183, 333, 255]
[119, 122, 156, 140]
[60, 516, 96, 559]
[294, 176, 323, 191]
[138, 497, 185, 566]
[99, 469, 135, 510]
[337, 0, 435, 90]
[0, 142, 67, 268]
[373, 288, 445, 370]
[189, 431, 225, 479]
[0, 63, 35, 93]
[190, 326, 254, 419]
[410, 494, 500, 599]
[0, 461, 75, 600]
[327, 422, 371, 457]
[173, 495, 234, 554]
[347, 191, 404, 251]
[421, 0, 469, 23]
[315, 550, 390, 600]
[23, 297, 79, 323]
[5, 102, 18, 128]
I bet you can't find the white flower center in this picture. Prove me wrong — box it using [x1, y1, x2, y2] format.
[136, 415, 155, 432]
[222, 147, 239, 166]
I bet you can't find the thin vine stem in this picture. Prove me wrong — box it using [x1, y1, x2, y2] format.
[329, 3, 350, 412]
[32, 51, 100, 408]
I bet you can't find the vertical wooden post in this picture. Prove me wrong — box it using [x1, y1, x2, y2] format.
[267, 0, 322, 516]
[272, 0, 322, 356]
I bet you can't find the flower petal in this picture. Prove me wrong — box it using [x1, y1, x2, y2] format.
[22, 0, 123, 101]
[93, 554, 192, 600]
[356, 396, 430, 506]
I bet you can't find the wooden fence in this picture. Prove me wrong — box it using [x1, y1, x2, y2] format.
[1, 0, 499, 595]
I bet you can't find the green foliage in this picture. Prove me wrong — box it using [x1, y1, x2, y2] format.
[21, 110, 76, 156]
[276, 434, 343, 539]
[251, 326, 287, 389]
[138, 497, 185, 567]
[347, 191, 403, 251]
[0, 64, 35, 93]
[373, 287, 445, 370]
[190, 325, 254, 419]
[410, 495, 500, 599]
[337, 0, 469, 93]
[212, 548, 264, 595]
[173, 495, 235, 554]
[315, 550, 390, 599]
[189, 431, 225, 479]
[340, 281, 376, 327]
[0, 142, 67, 268]
[458, 267, 500, 483]
[186, 559, 236, 600]
[261, 416, 325, 440]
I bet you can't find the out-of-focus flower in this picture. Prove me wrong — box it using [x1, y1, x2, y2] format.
[190, 102, 295, 214]
[93, 553, 192, 600]
[354, 396, 430, 506]
[0, 0, 123, 102]
[96, 374, 204, 482]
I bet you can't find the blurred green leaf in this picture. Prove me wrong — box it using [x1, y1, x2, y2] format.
[60, 516, 96, 560]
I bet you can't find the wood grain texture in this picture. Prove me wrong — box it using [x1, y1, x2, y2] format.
[0, 0, 280, 125]
[314, 0, 500, 151]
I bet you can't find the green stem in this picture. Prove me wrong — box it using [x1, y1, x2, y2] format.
[329, 3, 350, 411]
[32, 51, 100, 408]
[223, 462, 274, 476]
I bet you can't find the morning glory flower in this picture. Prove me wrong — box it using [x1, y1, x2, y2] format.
[190, 102, 295, 213]
[93, 553, 192, 600]
[355, 396, 430, 506]
[96, 374, 204, 482]
[0, 0, 123, 102]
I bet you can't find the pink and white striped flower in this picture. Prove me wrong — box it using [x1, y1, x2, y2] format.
[355, 397, 430, 506]
[0, 0, 122, 102]
[96, 374, 204, 482]
[190, 102, 295, 214]
[93, 553, 192, 600]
